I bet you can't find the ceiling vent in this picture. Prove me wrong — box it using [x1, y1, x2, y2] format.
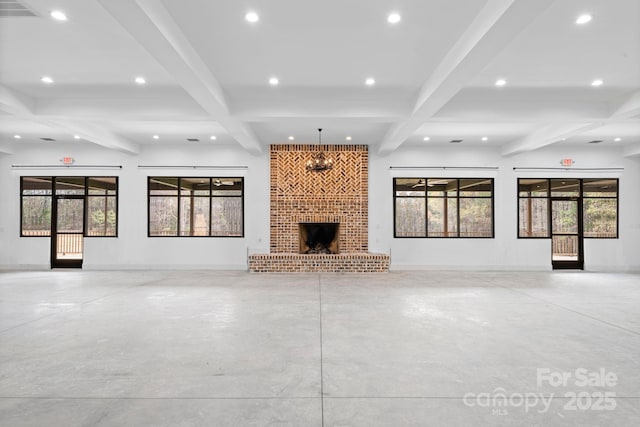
[0, 1, 39, 17]
[588, 140, 603, 144]
[449, 139, 463, 143]
[187, 138, 199, 142]
[40, 137, 55, 141]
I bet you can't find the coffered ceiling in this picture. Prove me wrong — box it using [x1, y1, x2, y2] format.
[1, 0, 639, 156]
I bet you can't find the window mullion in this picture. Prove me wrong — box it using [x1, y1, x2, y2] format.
[177, 178, 182, 236]
[456, 179, 460, 237]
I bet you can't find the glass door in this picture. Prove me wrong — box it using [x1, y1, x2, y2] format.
[551, 198, 583, 269]
[51, 196, 84, 268]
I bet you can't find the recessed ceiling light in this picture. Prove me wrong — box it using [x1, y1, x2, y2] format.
[576, 14, 592, 25]
[423, 136, 430, 141]
[135, 76, 146, 85]
[561, 138, 567, 141]
[210, 135, 217, 140]
[365, 78, 375, 86]
[41, 76, 53, 84]
[269, 77, 279, 86]
[288, 136, 294, 140]
[495, 79, 507, 86]
[14, 135, 21, 139]
[481, 137, 488, 141]
[346, 136, 352, 141]
[153, 135, 159, 140]
[591, 79, 604, 87]
[50, 10, 67, 21]
[74, 135, 80, 139]
[614, 137, 621, 142]
[245, 12, 259, 23]
[387, 13, 401, 24]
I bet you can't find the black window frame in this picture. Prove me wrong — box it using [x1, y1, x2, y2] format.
[517, 178, 551, 239]
[20, 176, 53, 237]
[20, 176, 119, 238]
[85, 177, 119, 238]
[393, 177, 495, 239]
[517, 178, 619, 239]
[147, 177, 245, 238]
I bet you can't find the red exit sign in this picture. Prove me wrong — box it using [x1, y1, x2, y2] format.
[561, 158, 574, 166]
[62, 157, 74, 165]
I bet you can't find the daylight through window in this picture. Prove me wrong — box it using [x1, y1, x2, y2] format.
[148, 177, 244, 237]
[394, 178, 494, 238]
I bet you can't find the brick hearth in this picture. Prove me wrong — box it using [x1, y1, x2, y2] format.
[248, 253, 390, 273]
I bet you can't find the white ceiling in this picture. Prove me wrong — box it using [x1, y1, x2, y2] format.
[1, 0, 639, 155]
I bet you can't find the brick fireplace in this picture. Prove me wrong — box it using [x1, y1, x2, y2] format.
[248, 144, 389, 272]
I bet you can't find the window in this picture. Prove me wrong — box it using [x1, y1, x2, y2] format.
[518, 179, 549, 237]
[87, 178, 118, 236]
[394, 178, 494, 238]
[21, 177, 53, 236]
[582, 179, 618, 238]
[148, 177, 244, 237]
[517, 178, 618, 239]
[20, 177, 118, 237]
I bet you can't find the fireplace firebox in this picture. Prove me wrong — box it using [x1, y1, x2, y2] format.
[299, 223, 339, 254]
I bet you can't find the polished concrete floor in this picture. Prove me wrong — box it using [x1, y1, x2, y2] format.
[0, 270, 638, 426]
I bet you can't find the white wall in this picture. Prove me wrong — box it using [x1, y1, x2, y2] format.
[369, 145, 640, 271]
[0, 143, 270, 270]
[1, 142, 638, 271]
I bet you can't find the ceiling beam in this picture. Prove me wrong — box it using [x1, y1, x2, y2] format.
[135, 0, 228, 116]
[34, 95, 209, 120]
[378, 0, 556, 155]
[623, 143, 640, 158]
[612, 90, 640, 119]
[501, 123, 601, 156]
[0, 85, 32, 154]
[0, 85, 139, 154]
[0, 143, 13, 155]
[501, 90, 640, 156]
[46, 119, 140, 154]
[0, 85, 35, 116]
[98, 0, 262, 154]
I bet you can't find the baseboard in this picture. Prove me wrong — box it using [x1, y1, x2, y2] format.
[82, 264, 248, 271]
[3, 263, 638, 273]
[584, 265, 640, 273]
[0, 264, 50, 271]
[389, 264, 552, 272]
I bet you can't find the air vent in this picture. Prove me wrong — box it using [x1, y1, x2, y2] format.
[449, 139, 463, 143]
[187, 138, 200, 142]
[40, 137, 55, 141]
[588, 140, 603, 144]
[0, 1, 39, 17]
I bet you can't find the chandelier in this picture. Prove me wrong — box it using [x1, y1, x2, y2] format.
[306, 128, 334, 172]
